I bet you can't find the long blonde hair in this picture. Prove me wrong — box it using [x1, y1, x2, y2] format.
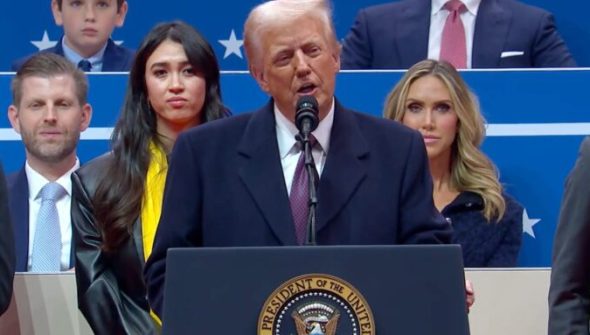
[384, 60, 505, 222]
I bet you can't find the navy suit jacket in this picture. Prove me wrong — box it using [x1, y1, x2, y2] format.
[0, 163, 15, 315]
[144, 99, 452, 316]
[341, 0, 576, 69]
[6, 167, 74, 272]
[11, 37, 135, 72]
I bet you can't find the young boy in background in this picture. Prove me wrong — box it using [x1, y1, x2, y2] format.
[12, 0, 134, 72]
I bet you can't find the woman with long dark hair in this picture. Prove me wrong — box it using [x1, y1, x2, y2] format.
[71, 21, 227, 334]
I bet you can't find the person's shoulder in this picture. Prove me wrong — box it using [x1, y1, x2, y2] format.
[177, 111, 255, 149]
[502, 192, 523, 207]
[188, 112, 252, 136]
[361, 0, 411, 14]
[495, 0, 551, 17]
[104, 39, 135, 70]
[5, 168, 26, 191]
[76, 152, 113, 179]
[73, 153, 113, 196]
[108, 39, 135, 58]
[500, 191, 524, 221]
[579, 136, 590, 154]
[355, 0, 415, 21]
[5, 170, 19, 184]
[11, 47, 60, 71]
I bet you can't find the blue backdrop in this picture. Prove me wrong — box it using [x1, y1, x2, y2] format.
[1, 70, 589, 267]
[0, 0, 589, 70]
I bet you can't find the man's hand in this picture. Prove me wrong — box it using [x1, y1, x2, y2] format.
[465, 279, 475, 313]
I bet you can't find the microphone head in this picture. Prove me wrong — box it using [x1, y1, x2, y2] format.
[295, 95, 319, 134]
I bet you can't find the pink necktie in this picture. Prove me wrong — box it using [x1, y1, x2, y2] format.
[440, 0, 467, 69]
[289, 135, 319, 244]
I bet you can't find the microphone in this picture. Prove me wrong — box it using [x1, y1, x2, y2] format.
[295, 95, 319, 136]
[294, 95, 320, 246]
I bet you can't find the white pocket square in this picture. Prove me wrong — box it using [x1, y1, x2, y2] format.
[501, 51, 524, 58]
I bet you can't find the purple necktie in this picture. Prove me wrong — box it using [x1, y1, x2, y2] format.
[289, 135, 319, 244]
[440, 0, 467, 69]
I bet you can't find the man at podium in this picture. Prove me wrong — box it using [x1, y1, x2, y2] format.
[145, 0, 453, 318]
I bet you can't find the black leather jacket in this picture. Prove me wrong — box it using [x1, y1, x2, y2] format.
[71, 153, 158, 335]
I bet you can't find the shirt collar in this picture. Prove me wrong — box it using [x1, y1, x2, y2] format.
[61, 36, 107, 71]
[25, 159, 80, 200]
[432, 0, 481, 15]
[275, 98, 334, 159]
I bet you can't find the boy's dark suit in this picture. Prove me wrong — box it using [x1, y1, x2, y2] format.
[11, 37, 134, 72]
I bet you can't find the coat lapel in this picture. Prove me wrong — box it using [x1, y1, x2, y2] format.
[395, 0, 431, 68]
[472, 0, 510, 68]
[237, 101, 297, 245]
[316, 101, 369, 233]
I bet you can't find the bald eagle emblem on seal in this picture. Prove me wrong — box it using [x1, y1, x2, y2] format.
[292, 302, 340, 335]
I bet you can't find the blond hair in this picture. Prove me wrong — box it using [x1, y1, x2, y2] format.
[243, 0, 339, 72]
[384, 59, 505, 222]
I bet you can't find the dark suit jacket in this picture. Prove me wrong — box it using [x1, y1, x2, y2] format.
[11, 37, 135, 72]
[443, 191, 523, 267]
[548, 136, 590, 334]
[341, 0, 576, 69]
[144, 99, 452, 316]
[71, 154, 157, 335]
[6, 167, 75, 272]
[0, 164, 15, 315]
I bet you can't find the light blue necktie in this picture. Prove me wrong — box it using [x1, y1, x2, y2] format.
[31, 182, 66, 272]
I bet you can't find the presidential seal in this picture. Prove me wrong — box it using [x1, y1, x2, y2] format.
[258, 274, 375, 335]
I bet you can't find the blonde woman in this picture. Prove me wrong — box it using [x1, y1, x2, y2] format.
[384, 59, 523, 267]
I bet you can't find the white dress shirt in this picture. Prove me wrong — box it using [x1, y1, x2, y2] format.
[62, 37, 107, 72]
[26, 160, 79, 271]
[428, 0, 482, 68]
[275, 99, 334, 195]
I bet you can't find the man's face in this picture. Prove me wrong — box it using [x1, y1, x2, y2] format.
[8, 75, 92, 167]
[251, 15, 340, 122]
[52, 0, 127, 57]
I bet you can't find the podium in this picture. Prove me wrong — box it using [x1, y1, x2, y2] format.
[161, 245, 469, 334]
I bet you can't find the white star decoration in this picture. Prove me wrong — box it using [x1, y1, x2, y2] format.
[218, 29, 244, 59]
[31, 30, 57, 51]
[522, 208, 541, 238]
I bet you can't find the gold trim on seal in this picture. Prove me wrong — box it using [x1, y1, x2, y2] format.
[258, 273, 375, 335]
